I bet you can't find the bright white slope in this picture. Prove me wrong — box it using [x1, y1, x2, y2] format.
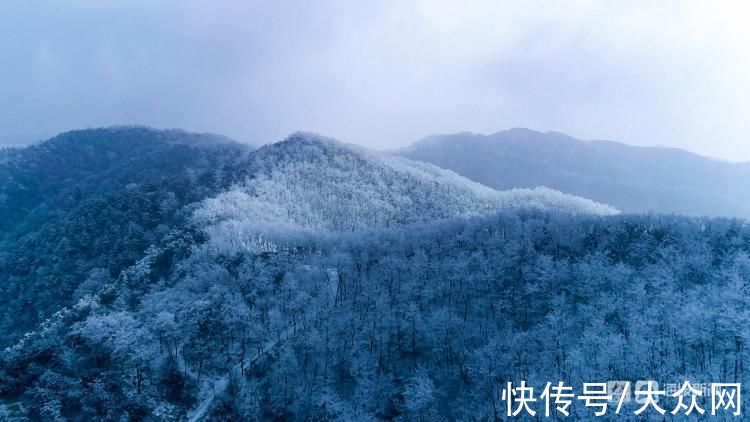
[194, 132, 618, 252]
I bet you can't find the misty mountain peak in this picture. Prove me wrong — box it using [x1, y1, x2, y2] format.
[399, 128, 750, 218]
[492, 127, 545, 138]
[46, 126, 242, 149]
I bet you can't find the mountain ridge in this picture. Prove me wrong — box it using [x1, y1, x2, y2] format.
[194, 131, 618, 254]
[406, 127, 745, 164]
[0, 127, 616, 346]
[397, 128, 750, 218]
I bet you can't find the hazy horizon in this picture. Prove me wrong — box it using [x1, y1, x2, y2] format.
[2, 1, 749, 161]
[6, 125, 747, 165]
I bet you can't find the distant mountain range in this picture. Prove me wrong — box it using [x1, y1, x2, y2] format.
[397, 128, 750, 218]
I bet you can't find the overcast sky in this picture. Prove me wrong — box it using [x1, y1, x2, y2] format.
[1, 1, 749, 161]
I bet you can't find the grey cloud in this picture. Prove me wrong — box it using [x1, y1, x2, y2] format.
[0, 1, 748, 161]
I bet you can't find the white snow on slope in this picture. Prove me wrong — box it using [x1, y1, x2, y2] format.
[193, 132, 618, 252]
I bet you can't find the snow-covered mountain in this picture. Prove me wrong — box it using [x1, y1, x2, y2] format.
[397, 128, 750, 218]
[4, 127, 750, 421]
[194, 132, 617, 252]
[0, 128, 615, 343]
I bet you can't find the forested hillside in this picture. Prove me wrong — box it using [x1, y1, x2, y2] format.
[3, 209, 749, 420]
[0, 129, 613, 347]
[0, 127, 252, 344]
[2, 128, 748, 420]
[398, 128, 750, 218]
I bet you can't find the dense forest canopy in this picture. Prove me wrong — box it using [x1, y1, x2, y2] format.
[1, 128, 747, 420]
[0, 127, 251, 344]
